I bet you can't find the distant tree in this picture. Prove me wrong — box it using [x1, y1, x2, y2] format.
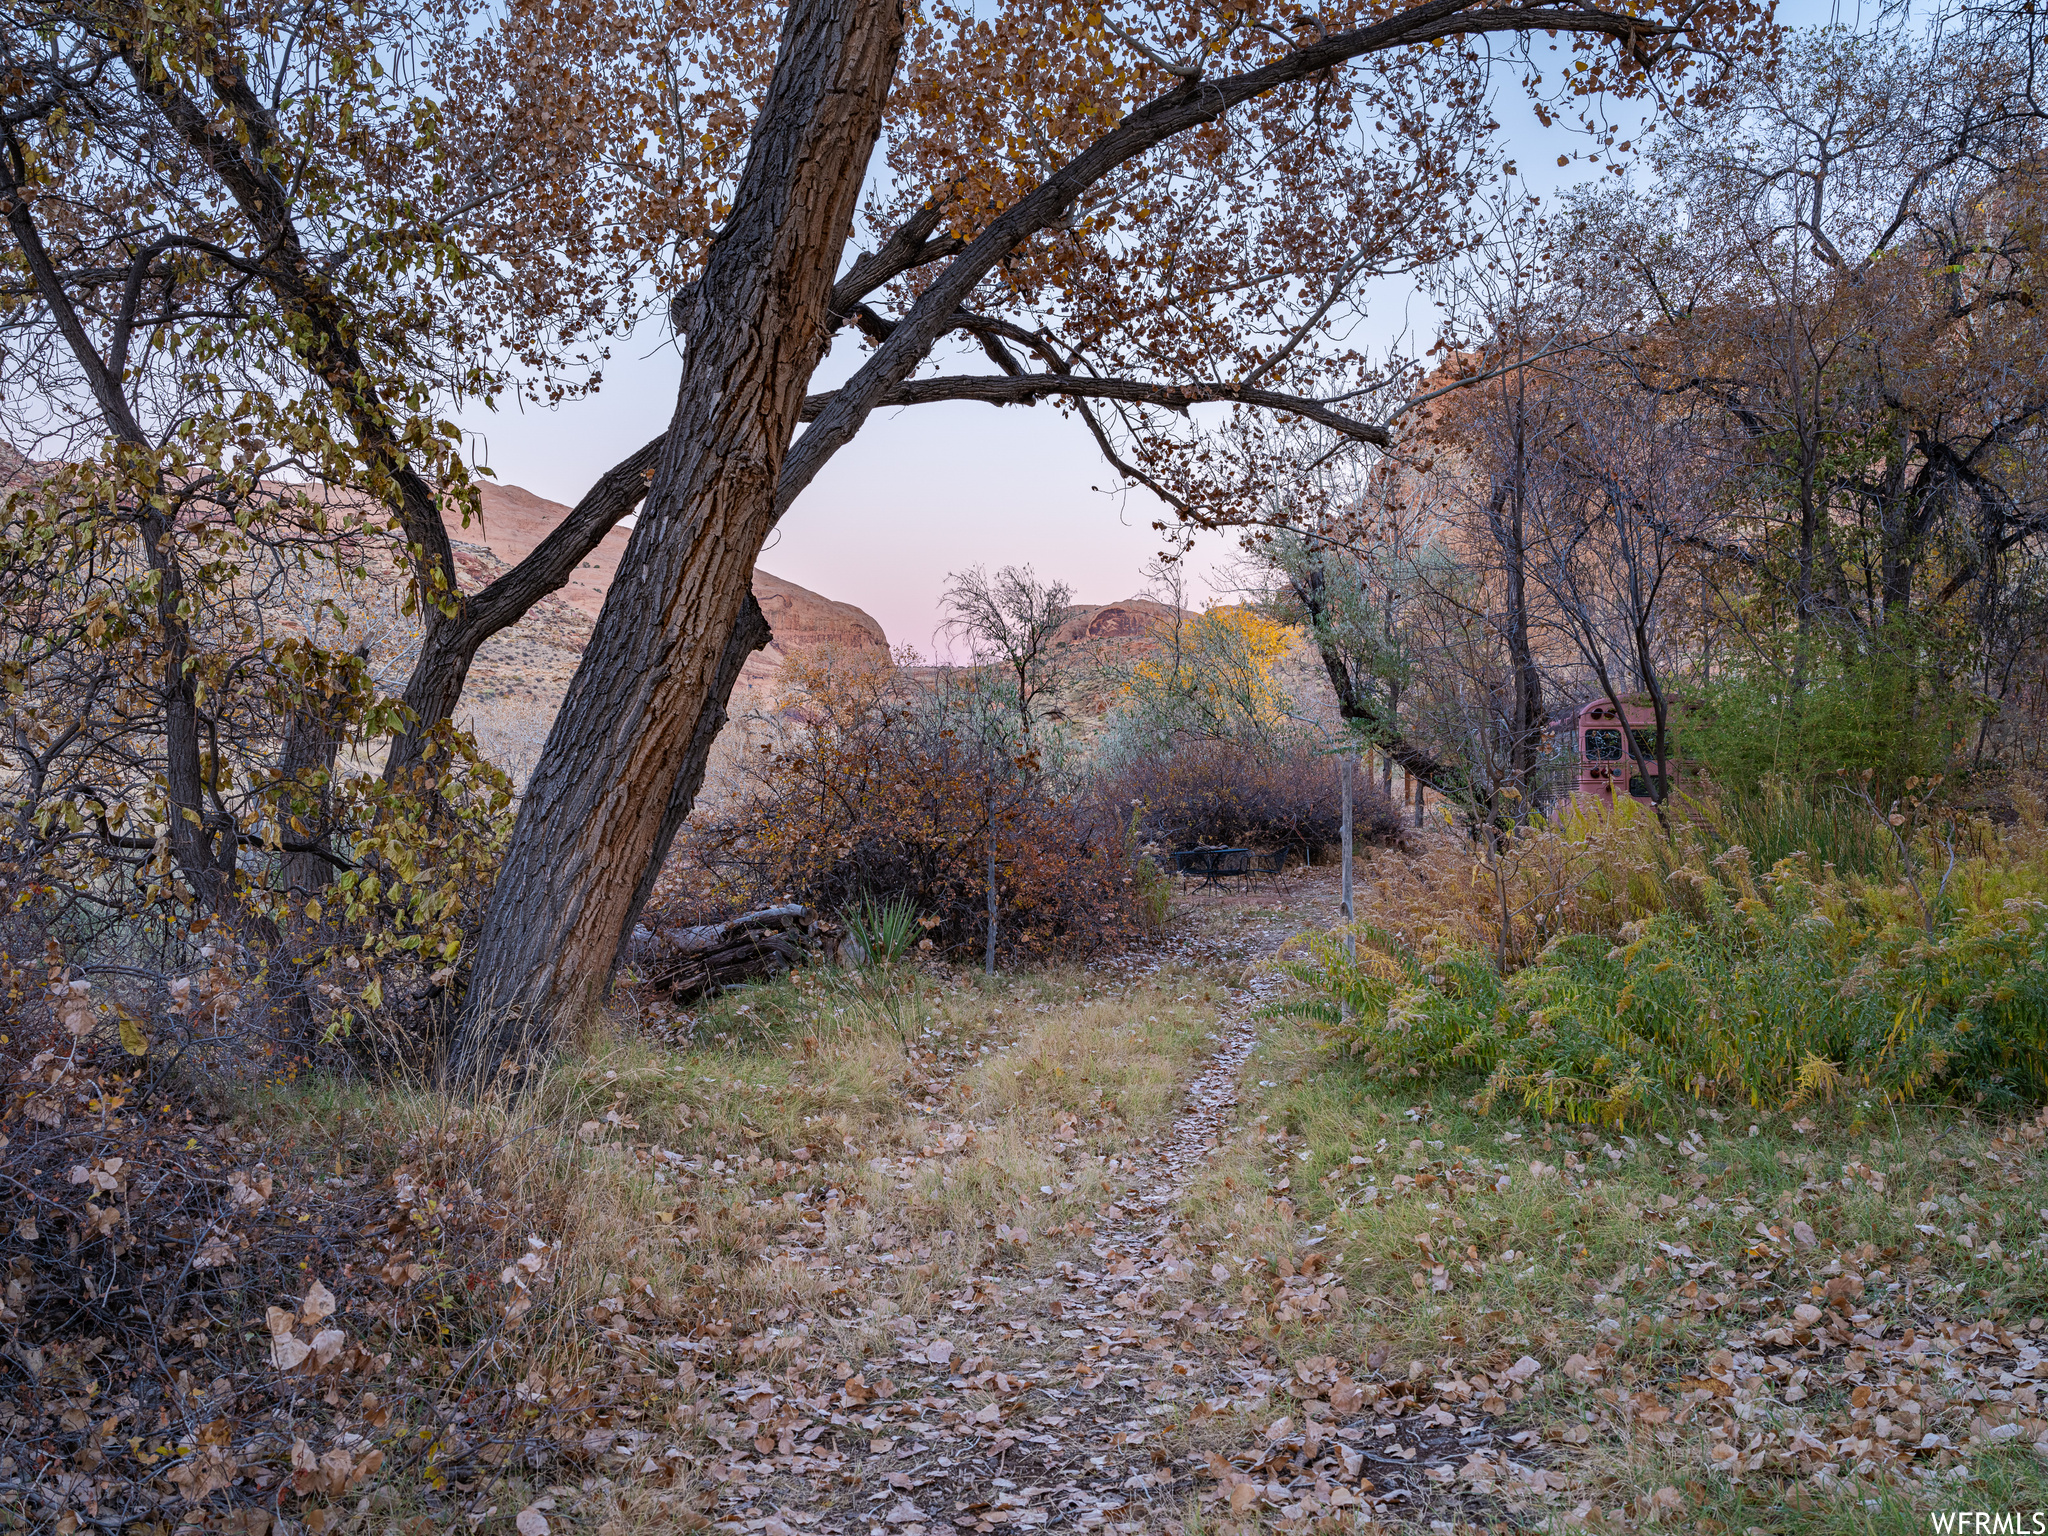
[938, 563, 1079, 969]
[939, 565, 1075, 748]
[1118, 605, 1302, 752]
[1522, 367, 1708, 815]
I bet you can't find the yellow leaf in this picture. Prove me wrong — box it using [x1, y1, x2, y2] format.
[118, 1014, 148, 1057]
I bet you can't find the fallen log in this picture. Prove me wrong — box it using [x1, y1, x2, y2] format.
[658, 903, 810, 955]
[633, 904, 827, 1000]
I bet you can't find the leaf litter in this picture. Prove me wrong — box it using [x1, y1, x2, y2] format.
[12, 880, 2046, 1534]
[561, 886, 2048, 1536]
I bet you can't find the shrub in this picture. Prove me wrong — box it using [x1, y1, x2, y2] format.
[1267, 925, 1503, 1076]
[668, 647, 1150, 963]
[1277, 804, 2048, 1122]
[1341, 779, 1949, 971]
[0, 972, 554, 1531]
[1342, 794, 1672, 966]
[1685, 622, 1987, 801]
[1485, 859, 2048, 1121]
[1096, 738, 1402, 861]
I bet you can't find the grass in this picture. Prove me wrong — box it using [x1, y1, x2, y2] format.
[1175, 1006, 2048, 1530]
[259, 959, 1233, 1350]
[582, 875, 2048, 1533]
[1692, 779, 1905, 883]
[62, 858, 2042, 1535]
[162, 959, 1236, 1532]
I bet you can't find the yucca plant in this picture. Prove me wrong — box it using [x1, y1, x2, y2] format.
[836, 894, 931, 1047]
[844, 893, 923, 965]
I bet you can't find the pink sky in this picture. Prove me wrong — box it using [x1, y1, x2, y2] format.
[458, 330, 1245, 655]
[450, 58, 1840, 649]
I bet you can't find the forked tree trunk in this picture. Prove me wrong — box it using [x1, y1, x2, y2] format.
[450, 0, 903, 1080]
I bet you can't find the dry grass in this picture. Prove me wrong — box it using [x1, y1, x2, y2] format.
[489, 876, 2045, 1535]
[245, 961, 1233, 1376]
[1172, 1008, 2048, 1532]
[29, 858, 2045, 1535]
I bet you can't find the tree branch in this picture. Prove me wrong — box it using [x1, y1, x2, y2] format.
[827, 197, 965, 320]
[1074, 398, 1192, 514]
[776, 0, 1687, 519]
[798, 371, 1392, 443]
[119, 46, 461, 622]
[0, 127, 145, 444]
[461, 435, 667, 641]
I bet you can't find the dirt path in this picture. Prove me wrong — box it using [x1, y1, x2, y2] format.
[676, 895, 1498, 1536]
[811, 918, 1297, 1536]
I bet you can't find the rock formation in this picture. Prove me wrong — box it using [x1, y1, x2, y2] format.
[441, 484, 890, 782]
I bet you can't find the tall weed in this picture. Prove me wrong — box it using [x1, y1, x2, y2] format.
[1691, 776, 1901, 881]
[1281, 802, 2048, 1123]
[1684, 621, 1986, 801]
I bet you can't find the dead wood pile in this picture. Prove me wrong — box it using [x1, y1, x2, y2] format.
[633, 904, 854, 999]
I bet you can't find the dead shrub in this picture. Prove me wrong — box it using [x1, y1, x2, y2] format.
[1095, 737, 1403, 860]
[665, 647, 1150, 962]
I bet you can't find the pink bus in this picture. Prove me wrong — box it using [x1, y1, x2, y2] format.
[1566, 696, 1674, 804]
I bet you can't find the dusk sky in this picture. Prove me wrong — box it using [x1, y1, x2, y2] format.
[456, 1, 1849, 652]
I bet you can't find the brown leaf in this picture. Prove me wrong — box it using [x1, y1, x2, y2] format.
[299, 1279, 337, 1322]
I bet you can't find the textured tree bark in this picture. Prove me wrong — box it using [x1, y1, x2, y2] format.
[1487, 478, 1548, 800]
[613, 591, 772, 958]
[450, 0, 903, 1079]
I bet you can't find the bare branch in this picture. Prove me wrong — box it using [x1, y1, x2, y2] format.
[777, 0, 1688, 518]
[799, 372, 1392, 444]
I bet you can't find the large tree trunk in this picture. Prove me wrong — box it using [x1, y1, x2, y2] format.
[613, 590, 773, 958]
[449, 0, 902, 1079]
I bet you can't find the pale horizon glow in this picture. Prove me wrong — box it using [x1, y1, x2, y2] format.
[460, 326, 1254, 655]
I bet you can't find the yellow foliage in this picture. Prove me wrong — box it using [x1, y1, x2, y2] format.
[1125, 605, 1298, 741]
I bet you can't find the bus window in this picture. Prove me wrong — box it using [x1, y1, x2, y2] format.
[1584, 728, 1624, 760]
[1630, 727, 1666, 760]
[1628, 774, 1667, 800]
